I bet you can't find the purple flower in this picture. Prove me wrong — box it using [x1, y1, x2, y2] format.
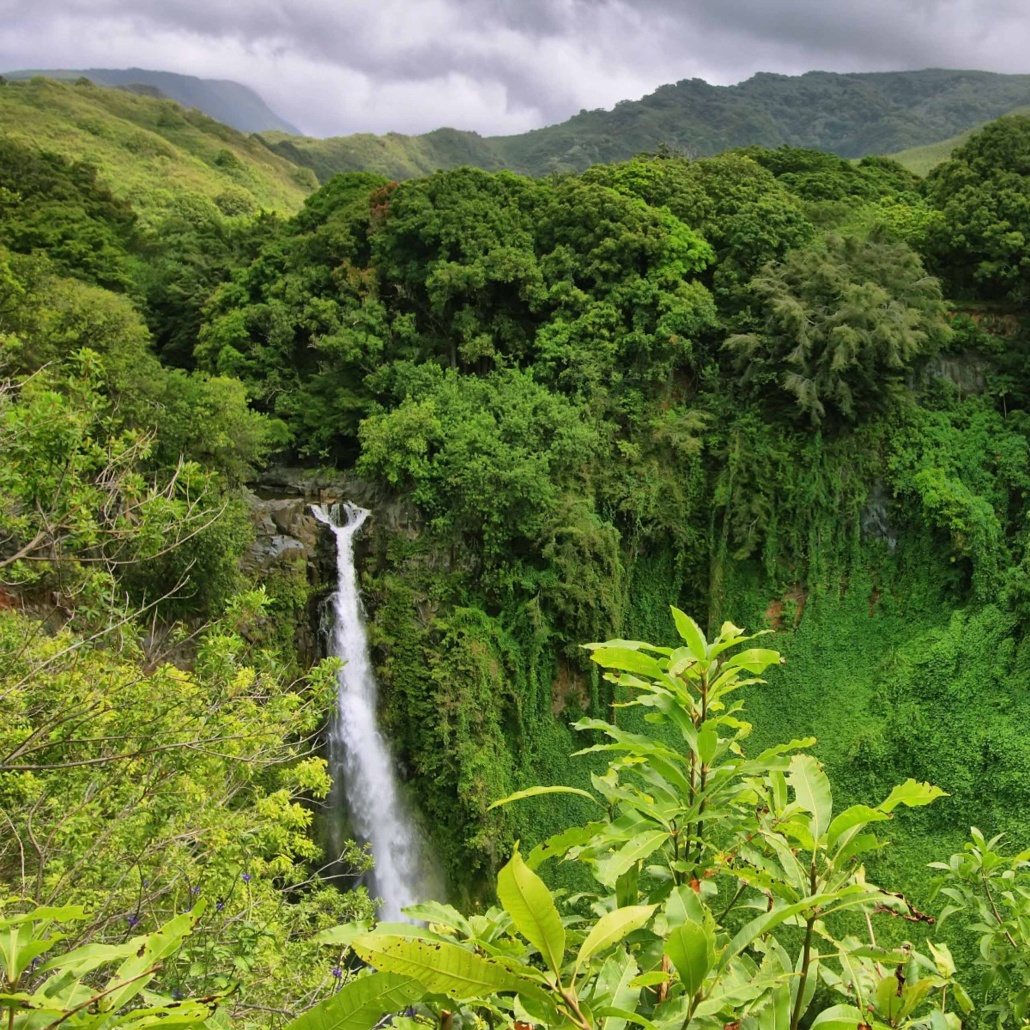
[241, 873, 251, 883]
[331, 967, 343, 979]
[190, 886, 201, 895]
[215, 901, 225, 912]
[127, 916, 139, 928]
[171, 989, 183, 1001]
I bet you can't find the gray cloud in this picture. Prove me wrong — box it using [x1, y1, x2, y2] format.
[0, 0, 1027, 137]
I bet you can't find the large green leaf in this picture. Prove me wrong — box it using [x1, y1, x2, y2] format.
[596, 831, 670, 886]
[487, 785, 599, 811]
[697, 724, 718, 765]
[583, 640, 671, 655]
[875, 975, 904, 1023]
[719, 649, 783, 675]
[741, 739, 817, 774]
[352, 934, 546, 1002]
[590, 647, 666, 679]
[718, 892, 840, 972]
[575, 905, 656, 971]
[526, 823, 602, 870]
[399, 903, 471, 936]
[707, 629, 770, 660]
[496, 846, 566, 976]
[105, 908, 202, 1012]
[284, 972, 425, 1030]
[754, 981, 792, 1030]
[109, 998, 220, 1030]
[809, 1004, 866, 1030]
[594, 952, 640, 1030]
[671, 608, 708, 663]
[572, 729, 692, 795]
[615, 865, 639, 908]
[6, 933, 66, 981]
[879, 779, 947, 813]
[2, 906, 86, 925]
[594, 1006, 660, 1030]
[664, 885, 706, 930]
[312, 922, 370, 949]
[787, 754, 833, 841]
[826, 805, 889, 851]
[665, 920, 715, 998]
[37, 940, 139, 977]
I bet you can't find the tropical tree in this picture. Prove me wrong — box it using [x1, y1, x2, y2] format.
[725, 230, 950, 426]
[924, 114, 1030, 303]
[934, 829, 1030, 1026]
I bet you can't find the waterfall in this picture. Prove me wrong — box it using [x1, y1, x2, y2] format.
[312, 501, 425, 921]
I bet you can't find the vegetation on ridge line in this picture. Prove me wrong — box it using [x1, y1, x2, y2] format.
[0, 76, 313, 225]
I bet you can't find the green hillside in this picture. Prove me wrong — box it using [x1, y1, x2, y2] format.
[257, 126, 504, 182]
[0, 76, 314, 225]
[890, 104, 1030, 174]
[5, 67, 301, 134]
[10, 67, 1029, 192]
[265, 67, 1030, 181]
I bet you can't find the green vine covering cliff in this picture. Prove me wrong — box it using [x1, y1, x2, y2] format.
[4, 86, 1030, 1026]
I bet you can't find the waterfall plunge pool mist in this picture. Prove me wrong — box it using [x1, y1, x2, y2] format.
[312, 501, 437, 921]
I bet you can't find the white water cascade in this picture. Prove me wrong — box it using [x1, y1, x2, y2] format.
[312, 502, 425, 921]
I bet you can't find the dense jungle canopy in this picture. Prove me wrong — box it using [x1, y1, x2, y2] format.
[4, 74, 1030, 1029]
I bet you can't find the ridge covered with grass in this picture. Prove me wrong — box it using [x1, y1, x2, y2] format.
[0, 77, 314, 225]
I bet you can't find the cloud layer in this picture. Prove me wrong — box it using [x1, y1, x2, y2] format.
[1, 0, 1027, 137]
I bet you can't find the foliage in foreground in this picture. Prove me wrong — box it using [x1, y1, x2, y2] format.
[0, 336, 373, 1024]
[0, 903, 219, 1030]
[295, 612, 970, 1030]
[934, 830, 1030, 1026]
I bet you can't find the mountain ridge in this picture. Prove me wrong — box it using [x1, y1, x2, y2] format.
[4, 66, 1030, 194]
[257, 67, 1030, 181]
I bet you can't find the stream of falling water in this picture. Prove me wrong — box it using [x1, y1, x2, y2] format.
[312, 501, 425, 921]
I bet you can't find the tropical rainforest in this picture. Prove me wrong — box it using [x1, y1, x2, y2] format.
[3, 71, 1030, 1030]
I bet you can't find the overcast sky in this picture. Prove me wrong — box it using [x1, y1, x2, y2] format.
[1, 0, 1027, 138]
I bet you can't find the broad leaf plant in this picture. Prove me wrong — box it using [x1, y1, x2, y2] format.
[290, 610, 967, 1030]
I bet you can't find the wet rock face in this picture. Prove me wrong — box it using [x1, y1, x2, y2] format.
[252, 466, 374, 505]
[248, 467, 421, 550]
[927, 350, 988, 396]
[861, 481, 898, 550]
[244, 467, 354, 581]
[242, 495, 320, 577]
[241, 468, 422, 668]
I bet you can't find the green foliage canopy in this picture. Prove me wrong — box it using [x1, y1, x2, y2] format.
[726, 230, 950, 425]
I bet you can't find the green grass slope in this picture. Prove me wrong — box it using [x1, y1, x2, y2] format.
[890, 105, 1030, 174]
[256, 126, 504, 183]
[0, 77, 315, 225]
[273, 68, 1030, 181]
[5, 67, 301, 134]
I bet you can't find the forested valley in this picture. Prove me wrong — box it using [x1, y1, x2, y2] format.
[4, 74, 1030, 1030]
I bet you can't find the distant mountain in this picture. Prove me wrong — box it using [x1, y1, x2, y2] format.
[260, 68, 1030, 182]
[0, 77, 314, 224]
[3, 67, 300, 135]
[8, 65, 1029, 193]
